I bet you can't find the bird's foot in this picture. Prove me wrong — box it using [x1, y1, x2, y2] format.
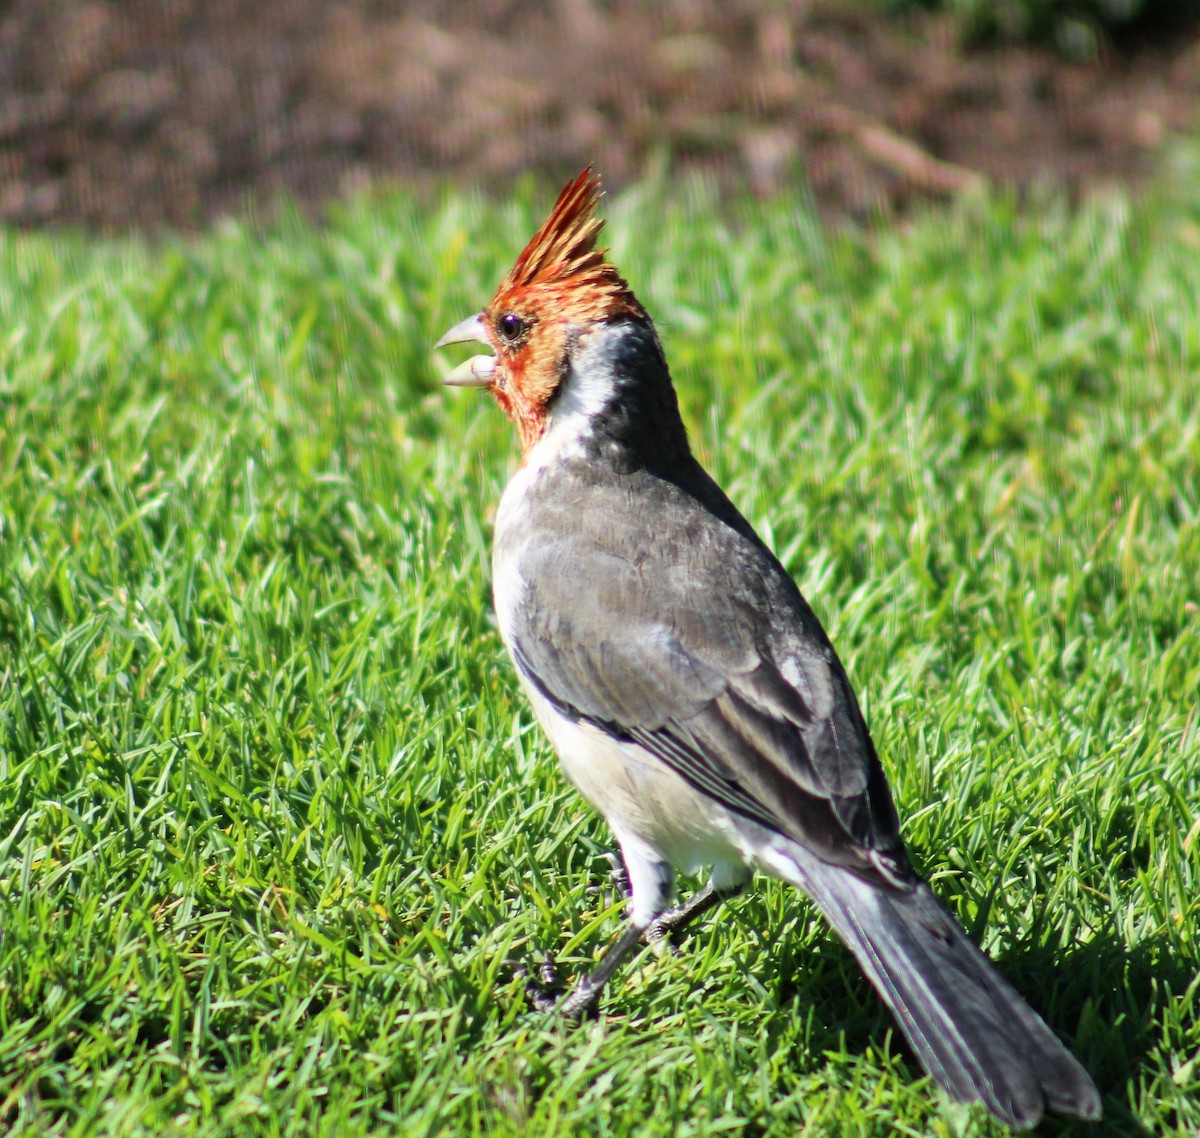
[517, 921, 645, 1020]
[605, 851, 632, 901]
[516, 955, 600, 1019]
[642, 906, 688, 948]
[515, 955, 565, 1013]
[641, 880, 737, 947]
[586, 850, 632, 912]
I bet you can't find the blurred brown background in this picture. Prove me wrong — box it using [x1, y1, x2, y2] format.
[1, 0, 1198, 230]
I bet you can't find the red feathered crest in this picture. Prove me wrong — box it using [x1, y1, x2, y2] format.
[496, 169, 639, 317]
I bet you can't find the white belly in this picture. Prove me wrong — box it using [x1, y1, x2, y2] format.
[491, 460, 759, 921]
[520, 675, 755, 882]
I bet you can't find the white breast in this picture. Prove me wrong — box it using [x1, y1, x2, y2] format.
[516, 668, 757, 910]
[488, 328, 762, 912]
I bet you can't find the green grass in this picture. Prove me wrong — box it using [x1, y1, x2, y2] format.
[1, 172, 1198, 1137]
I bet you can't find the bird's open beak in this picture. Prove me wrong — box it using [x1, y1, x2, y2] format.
[436, 313, 496, 388]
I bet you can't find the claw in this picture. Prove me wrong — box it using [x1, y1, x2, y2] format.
[639, 880, 740, 948]
[515, 890, 655, 1023]
[515, 952, 607, 1019]
[642, 916, 674, 946]
[536, 955, 561, 991]
[585, 851, 632, 912]
[641, 909, 688, 953]
[516, 954, 568, 1014]
[604, 850, 632, 900]
[558, 980, 603, 1020]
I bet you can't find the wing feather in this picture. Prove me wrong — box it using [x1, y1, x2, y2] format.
[500, 466, 909, 881]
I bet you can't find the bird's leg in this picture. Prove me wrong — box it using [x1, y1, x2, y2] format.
[525, 841, 673, 1018]
[518, 955, 567, 1012]
[528, 879, 743, 1016]
[556, 920, 648, 1018]
[585, 850, 632, 911]
[604, 849, 632, 904]
[643, 880, 744, 945]
[521, 920, 649, 1018]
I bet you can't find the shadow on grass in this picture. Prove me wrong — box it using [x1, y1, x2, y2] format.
[749, 904, 1191, 1136]
[502, 851, 1190, 1135]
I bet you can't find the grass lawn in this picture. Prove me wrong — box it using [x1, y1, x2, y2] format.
[1, 172, 1198, 1137]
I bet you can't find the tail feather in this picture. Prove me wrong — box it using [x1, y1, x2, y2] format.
[776, 853, 1101, 1129]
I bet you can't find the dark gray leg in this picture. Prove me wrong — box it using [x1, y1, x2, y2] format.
[525, 840, 672, 1018]
[522, 878, 746, 1015]
[523, 920, 650, 1017]
[557, 921, 648, 1017]
[644, 879, 745, 944]
[585, 850, 631, 909]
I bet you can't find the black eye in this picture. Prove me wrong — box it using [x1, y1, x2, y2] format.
[498, 313, 525, 342]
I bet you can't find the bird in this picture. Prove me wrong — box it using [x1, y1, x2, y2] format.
[434, 169, 1102, 1130]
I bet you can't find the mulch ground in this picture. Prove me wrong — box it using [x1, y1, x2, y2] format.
[1, 0, 1198, 231]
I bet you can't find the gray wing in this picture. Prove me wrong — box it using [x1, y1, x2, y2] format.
[503, 471, 911, 884]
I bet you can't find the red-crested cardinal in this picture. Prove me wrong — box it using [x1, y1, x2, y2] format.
[435, 170, 1101, 1129]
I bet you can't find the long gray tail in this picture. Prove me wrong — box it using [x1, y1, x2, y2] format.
[782, 855, 1101, 1129]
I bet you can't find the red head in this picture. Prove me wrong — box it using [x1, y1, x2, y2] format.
[436, 170, 647, 452]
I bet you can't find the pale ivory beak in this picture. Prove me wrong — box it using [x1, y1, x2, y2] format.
[435, 313, 496, 388]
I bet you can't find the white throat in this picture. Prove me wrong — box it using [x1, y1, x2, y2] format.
[493, 324, 626, 600]
[520, 323, 624, 477]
